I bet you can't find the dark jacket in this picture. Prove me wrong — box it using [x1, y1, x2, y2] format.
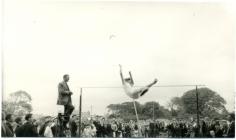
[15, 124, 24, 137]
[70, 120, 77, 137]
[94, 122, 103, 137]
[124, 125, 131, 137]
[106, 124, 113, 137]
[57, 81, 72, 105]
[200, 122, 208, 137]
[21, 121, 39, 137]
[227, 121, 235, 138]
[39, 123, 48, 137]
[215, 128, 223, 138]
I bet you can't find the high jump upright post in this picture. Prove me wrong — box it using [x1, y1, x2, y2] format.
[78, 88, 82, 137]
[196, 85, 200, 137]
[132, 99, 141, 137]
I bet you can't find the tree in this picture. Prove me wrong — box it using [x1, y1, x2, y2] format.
[107, 101, 142, 120]
[142, 101, 160, 118]
[2, 90, 33, 117]
[142, 101, 171, 119]
[107, 101, 171, 121]
[168, 97, 186, 118]
[173, 87, 228, 119]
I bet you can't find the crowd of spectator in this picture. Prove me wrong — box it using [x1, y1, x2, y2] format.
[1, 111, 235, 138]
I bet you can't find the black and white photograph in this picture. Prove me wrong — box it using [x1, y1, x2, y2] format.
[1, 0, 236, 138]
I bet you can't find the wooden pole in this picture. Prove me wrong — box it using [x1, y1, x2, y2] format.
[79, 88, 82, 137]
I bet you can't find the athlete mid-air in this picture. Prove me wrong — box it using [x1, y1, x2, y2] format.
[119, 64, 158, 99]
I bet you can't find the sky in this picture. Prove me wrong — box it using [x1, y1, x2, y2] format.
[2, 0, 235, 116]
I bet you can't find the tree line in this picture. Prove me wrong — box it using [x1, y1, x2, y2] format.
[107, 88, 229, 121]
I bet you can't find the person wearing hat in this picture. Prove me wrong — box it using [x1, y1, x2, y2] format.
[119, 65, 157, 99]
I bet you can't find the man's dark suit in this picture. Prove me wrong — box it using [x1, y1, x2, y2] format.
[57, 81, 74, 117]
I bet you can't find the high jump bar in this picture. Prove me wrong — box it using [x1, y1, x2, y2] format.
[79, 84, 206, 89]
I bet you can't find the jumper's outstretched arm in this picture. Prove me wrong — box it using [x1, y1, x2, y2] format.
[129, 71, 134, 85]
[119, 64, 124, 85]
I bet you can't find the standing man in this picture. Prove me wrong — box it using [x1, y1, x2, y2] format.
[57, 74, 75, 125]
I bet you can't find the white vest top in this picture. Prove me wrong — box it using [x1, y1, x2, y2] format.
[123, 82, 142, 99]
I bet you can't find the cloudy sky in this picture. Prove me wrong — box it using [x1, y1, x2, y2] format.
[2, 0, 235, 116]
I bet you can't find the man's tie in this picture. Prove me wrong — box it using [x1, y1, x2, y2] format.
[65, 82, 70, 91]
